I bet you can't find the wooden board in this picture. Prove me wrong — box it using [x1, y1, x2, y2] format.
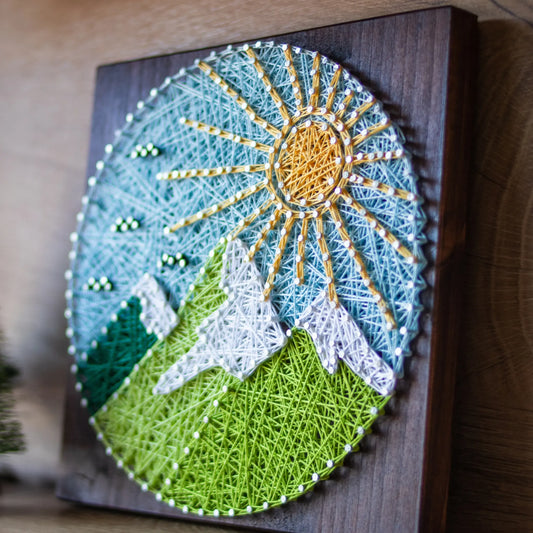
[56, 7, 477, 532]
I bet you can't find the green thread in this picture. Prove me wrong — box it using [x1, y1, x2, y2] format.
[164, 329, 387, 514]
[78, 296, 156, 414]
[94, 243, 389, 514]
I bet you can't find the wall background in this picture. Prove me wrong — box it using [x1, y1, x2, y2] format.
[0, 0, 531, 529]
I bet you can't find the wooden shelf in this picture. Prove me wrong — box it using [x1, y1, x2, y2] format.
[1, 482, 245, 533]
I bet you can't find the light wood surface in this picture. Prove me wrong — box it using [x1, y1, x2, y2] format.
[0, 482, 244, 533]
[0, 1, 532, 531]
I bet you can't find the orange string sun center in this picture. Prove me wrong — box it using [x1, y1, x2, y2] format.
[276, 121, 343, 208]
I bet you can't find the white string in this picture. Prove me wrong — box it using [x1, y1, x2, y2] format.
[154, 238, 287, 393]
[132, 273, 178, 339]
[297, 291, 396, 396]
[155, 237, 394, 396]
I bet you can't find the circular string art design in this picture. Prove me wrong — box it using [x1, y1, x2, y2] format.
[65, 42, 426, 516]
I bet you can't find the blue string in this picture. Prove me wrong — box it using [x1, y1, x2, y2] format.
[68, 43, 425, 375]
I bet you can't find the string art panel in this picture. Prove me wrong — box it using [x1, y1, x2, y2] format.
[65, 42, 426, 517]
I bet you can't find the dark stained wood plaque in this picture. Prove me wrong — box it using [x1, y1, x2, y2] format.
[57, 7, 477, 532]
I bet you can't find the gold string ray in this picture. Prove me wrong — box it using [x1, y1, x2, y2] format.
[350, 118, 391, 148]
[295, 217, 308, 285]
[329, 204, 396, 328]
[325, 66, 343, 111]
[282, 45, 304, 110]
[346, 172, 417, 202]
[197, 60, 281, 138]
[351, 149, 404, 165]
[263, 216, 296, 300]
[308, 54, 322, 109]
[157, 164, 267, 181]
[229, 199, 274, 241]
[336, 90, 355, 119]
[165, 181, 267, 234]
[315, 215, 338, 305]
[340, 191, 417, 263]
[247, 207, 283, 263]
[244, 46, 291, 124]
[179, 117, 273, 153]
[344, 98, 378, 129]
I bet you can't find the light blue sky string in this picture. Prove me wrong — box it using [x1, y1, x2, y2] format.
[67, 42, 426, 375]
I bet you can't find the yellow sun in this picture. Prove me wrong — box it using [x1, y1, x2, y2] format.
[158, 44, 418, 330]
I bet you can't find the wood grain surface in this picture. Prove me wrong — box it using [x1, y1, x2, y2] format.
[447, 18, 533, 532]
[55, 8, 475, 533]
[1, 482, 243, 533]
[0, 1, 531, 532]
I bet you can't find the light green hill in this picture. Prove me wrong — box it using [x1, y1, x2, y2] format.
[94, 243, 389, 515]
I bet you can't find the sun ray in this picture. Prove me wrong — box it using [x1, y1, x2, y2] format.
[228, 199, 274, 241]
[329, 204, 396, 328]
[295, 217, 308, 285]
[247, 205, 284, 262]
[315, 215, 338, 305]
[325, 66, 342, 110]
[165, 181, 266, 234]
[157, 164, 268, 181]
[346, 172, 418, 202]
[244, 46, 291, 124]
[336, 89, 355, 119]
[197, 60, 281, 138]
[263, 216, 296, 300]
[350, 118, 391, 148]
[179, 117, 273, 152]
[339, 191, 417, 263]
[282, 45, 304, 110]
[344, 97, 378, 129]
[351, 149, 404, 165]
[308, 53, 321, 109]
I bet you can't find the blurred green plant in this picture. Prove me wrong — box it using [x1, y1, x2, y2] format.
[0, 336, 25, 454]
